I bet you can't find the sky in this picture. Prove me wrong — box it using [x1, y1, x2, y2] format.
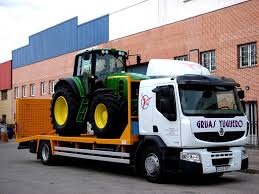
[0, 0, 144, 63]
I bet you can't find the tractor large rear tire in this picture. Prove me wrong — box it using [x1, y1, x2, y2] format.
[50, 84, 82, 136]
[89, 92, 127, 138]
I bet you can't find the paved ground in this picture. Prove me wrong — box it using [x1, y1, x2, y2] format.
[1, 140, 259, 194]
[246, 147, 259, 173]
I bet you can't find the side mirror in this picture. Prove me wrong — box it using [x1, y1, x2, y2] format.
[238, 90, 245, 99]
[83, 53, 90, 60]
[153, 85, 177, 121]
[241, 100, 246, 113]
[137, 55, 141, 64]
[160, 99, 176, 121]
[160, 98, 170, 113]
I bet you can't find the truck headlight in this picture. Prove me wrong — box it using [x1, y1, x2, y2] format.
[180, 152, 201, 163]
[242, 150, 248, 160]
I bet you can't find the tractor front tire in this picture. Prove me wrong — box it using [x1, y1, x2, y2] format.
[89, 92, 127, 138]
[50, 84, 82, 136]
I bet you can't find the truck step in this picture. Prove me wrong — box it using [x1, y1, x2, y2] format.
[54, 146, 131, 164]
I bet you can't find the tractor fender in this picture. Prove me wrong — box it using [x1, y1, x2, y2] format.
[54, 78, 84, 99]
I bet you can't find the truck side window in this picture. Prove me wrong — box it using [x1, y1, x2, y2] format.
[153, 85, 177, 121]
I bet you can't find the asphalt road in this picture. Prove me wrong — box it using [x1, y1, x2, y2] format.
[1, 141, 259, 194]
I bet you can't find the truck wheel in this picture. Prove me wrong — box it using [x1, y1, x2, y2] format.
[51, 84, 82, 136]
[40, 141, 54, 165]
[89, 92, 127, 138]
[141, 145, 164, 183]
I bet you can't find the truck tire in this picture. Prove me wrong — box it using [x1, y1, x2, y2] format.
[89, 92, 127, 138]
[51, 84, 82, 136]
[140, 145, 164, 183]
[39, 141, 54, 165]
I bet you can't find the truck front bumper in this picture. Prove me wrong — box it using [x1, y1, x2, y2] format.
[179, 147, 248, 175]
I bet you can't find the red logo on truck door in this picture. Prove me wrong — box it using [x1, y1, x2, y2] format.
[141, 94, 152, 110]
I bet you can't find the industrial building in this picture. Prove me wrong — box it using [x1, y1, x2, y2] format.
[0, 60, 12, 126]
[9, 0, 259, 145]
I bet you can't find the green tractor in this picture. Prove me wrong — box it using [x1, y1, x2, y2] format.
[50, 48, 147, 137]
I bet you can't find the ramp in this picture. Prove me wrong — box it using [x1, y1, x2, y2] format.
[15, 99, 55, 140]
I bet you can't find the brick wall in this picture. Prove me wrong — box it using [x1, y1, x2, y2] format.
[12, 1, 259, 138]
[98, 1, 258, 100]
[12, 51, 77, 121]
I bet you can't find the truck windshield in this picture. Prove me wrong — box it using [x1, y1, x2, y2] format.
[179, 85, 244, 117]
[95, 54, 126, 79]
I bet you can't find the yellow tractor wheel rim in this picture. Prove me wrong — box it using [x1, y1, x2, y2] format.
[94, 103, 108, 129]
[54, 96, 68, 126]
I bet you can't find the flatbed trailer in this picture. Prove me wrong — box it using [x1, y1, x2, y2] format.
[15, 96, 140, 166]
[15, 77, 141, 165]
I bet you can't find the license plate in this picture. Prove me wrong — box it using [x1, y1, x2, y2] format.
[216, 166, 230, 172]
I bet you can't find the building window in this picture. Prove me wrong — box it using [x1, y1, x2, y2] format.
[2, 115, 6, 123]
[40, 82, 46, 95]
[174, 55, 188, 61]
[49, 80, 55, 94]
[200, 50, 216, 72]
[22, 85, 27, 97]
[30, 84, 35, 97]
[1, 90, 7, 100]
[238, 42, 257, 68]
[15, 87, 19, 98]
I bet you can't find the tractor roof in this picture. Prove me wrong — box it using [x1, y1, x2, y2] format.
[76, 48, 127, 55]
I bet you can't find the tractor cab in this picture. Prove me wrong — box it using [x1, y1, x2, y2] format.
[73, 49, 128, 94]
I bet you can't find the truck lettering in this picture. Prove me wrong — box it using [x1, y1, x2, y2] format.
[197, 120, 216, 128]
[197, 120, 243, 129]
[219, 120, 243, 128]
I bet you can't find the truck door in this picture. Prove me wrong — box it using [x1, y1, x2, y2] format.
[152, 85, 181, 147]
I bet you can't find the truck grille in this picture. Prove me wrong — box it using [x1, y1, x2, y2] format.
[212, 158, 230, 166]
[194, 131, 245, 142]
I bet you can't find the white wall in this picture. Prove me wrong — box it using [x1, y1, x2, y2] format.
[109, 0, 247, 40]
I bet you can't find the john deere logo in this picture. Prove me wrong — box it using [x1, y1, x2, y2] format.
[219, 128, 225, 136]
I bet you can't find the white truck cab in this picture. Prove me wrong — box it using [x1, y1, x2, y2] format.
[138, 59, 248, 181]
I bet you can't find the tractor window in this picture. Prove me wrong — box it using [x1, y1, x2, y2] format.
[96, 54, 125, 80]
[82, 57, 91, 75]
[96, 56, 107, 80]
[76, 55, 83, 76]
[77, 55, 91, 76]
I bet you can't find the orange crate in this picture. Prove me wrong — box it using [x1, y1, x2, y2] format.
[16, 99, 55, 139]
